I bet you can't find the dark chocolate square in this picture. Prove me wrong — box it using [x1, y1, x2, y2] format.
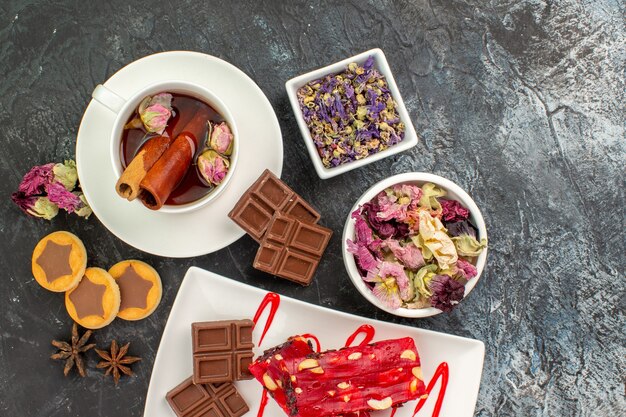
[277, 249, 319, 285]
[253, 212, 331, 286]
[289, 222, 333, 256]
[219, 388, 249, 417]
[195, 354, 232, 382]
[229, 198, 273, 241]
[284, 196, 321, 223]
[190, 403, 225, 417]
[167, 378, 211, 415]
[253, 244, 283, 272]
[228, 170, 320, 242]
[255, 175, 293, 210]
[265, 215, 296, 245]
[167, 377, 249, 417]
[192, 320, 255, 384]
[194, 324, 232, 354]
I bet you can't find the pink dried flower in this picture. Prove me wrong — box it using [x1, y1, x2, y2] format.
[364, 262, 410, 308]
[347, 240, 379, 272]
[197, 150, 230, 186]
[440, 198, 470, 222]
[384, 239, 425, 270]
[209, 122, 234, 155]
[142, 104, 171, 134]
[456, 258, 477, 280]
[125, 93, 174, 135]
[376, 184, 422, 222]
[354, 217, 375, 245]
[370, 280, 402, 309]
[17, 163, 55, 195]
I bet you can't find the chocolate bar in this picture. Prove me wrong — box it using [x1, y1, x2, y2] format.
[249, 336, 426, 417]
[254, 212, 332, 285]
[192, 320, 255, 384]
[166, 377, 249, 417]
[228, 170, 320, 241]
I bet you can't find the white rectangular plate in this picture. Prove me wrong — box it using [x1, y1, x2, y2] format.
[144, 267, 485, 417]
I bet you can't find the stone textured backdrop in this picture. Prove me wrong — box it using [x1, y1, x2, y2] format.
[0, 1, 623, 416]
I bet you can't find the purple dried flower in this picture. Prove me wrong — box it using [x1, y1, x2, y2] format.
[296, 56, 405, 168]
[17, 163, 55, 195]
[362, 201, 408, 239]
[444, 219, 478, 238]
[394, 221, 410, 239]
[11, 192, 37, 212]
[429, 274, 465, 312]
[12, 192, 59, 219]
[13, 159, 89, 221]
[45, 182, 82, 213]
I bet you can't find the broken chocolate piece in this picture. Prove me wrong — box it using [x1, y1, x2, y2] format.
[253, 212, 332, 286]
[228, 170, 320, 241]
[192, 320, 255, 384]
[284, 195, 320, 224]
[166, 377, 249, 417]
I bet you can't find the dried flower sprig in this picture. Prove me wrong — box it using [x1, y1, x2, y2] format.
[12, 160, 91, 220]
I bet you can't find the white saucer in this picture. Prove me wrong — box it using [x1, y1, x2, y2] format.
[76, 51, 283, 257]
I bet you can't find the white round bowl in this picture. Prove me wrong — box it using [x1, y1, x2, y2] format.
[342, 172, 488, 318]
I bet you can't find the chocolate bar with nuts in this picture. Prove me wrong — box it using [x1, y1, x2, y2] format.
[254, 212, 332, 286]
[249, 336, 426, 417]
[228, 170, 320, 241]
[192, 320, 255, 384]
[166, 377, 249, 417]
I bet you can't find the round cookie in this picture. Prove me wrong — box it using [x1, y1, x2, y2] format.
[65, 267, 120, 329]
[108, 260, 162, 321]
[31, 231, 87, 292]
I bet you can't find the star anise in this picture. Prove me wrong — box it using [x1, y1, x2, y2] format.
[95, 340, 141, 385]
[51, 323, 95, 377]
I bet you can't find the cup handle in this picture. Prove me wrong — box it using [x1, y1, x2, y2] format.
[92, 84, 126, 114]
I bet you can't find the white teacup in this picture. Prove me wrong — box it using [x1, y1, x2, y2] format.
[91, 80, 239, 213]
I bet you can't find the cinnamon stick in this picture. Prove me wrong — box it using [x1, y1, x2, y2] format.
[115, 135, 172, 201]
[139, 134, 196, 210]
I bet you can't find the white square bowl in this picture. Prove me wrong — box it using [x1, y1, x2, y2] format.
[285, 48, 418, 179]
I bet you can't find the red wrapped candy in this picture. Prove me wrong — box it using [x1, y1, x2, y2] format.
[249, 336, 426, 417]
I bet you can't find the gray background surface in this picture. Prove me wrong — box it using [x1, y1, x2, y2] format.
[0, 1, 624, 416]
